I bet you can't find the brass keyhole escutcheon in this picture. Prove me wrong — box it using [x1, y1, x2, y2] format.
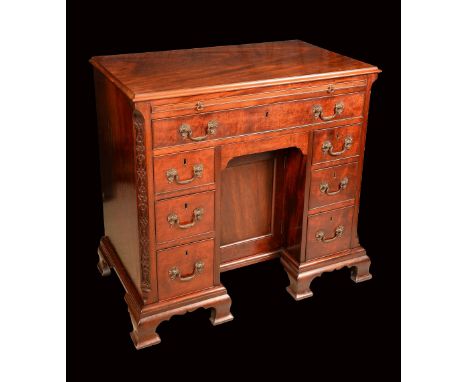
[195, 101, 204, 111]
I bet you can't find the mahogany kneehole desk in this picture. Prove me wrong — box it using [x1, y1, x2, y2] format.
[90, 40, 381, 349]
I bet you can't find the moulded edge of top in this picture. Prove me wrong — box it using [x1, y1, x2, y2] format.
[89, 56, 381, 103]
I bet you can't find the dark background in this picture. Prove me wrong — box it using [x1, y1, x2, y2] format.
[68, 0, 400, 379]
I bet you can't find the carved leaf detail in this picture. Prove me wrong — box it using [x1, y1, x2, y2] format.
[133, 109, 151, 293]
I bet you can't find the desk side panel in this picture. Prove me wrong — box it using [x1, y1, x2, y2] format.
[94, 69, 141, 292]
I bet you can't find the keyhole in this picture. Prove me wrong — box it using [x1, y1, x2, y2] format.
[184, 203, 188, 209]
[185, 250, 189, 256]
[333, 171, 337, 179]
[330, 217, 333, 221]
[265, 111, 269, 117]
[336, 133, 340, 139]
[183, 158, 187, 165]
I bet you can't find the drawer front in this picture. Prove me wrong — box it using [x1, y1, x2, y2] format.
[155, 191, 215, 244]
[151, 78, 368, 118]
[153, 148, 215, 195]
[309, 162, 359, 209]
[152, 93, 364, 148]
[157, 239, 214, 300]
[312, 125, 361, 164]
[306, 206, 354, 260]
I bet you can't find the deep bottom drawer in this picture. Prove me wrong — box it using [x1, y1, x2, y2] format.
[157, 239, 214, 301]
[306, 206, 354, 260]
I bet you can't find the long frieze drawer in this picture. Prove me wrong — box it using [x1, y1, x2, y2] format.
[306, 206, 354, 260]
[157, 239, 214, 301]
[151, 92, 365, 148]
[150, 78, 368, 118]
[311, 124, 361, 164]
[153, 148, 215, 195]
[155, 191, 215, 244]
[309, 162, 359, 209]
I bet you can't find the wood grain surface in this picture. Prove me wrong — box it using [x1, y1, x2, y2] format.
[92, 40, 380, 348]
[90, 40, 379, 100]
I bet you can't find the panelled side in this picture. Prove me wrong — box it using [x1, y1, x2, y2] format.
[350, 73, 379, 248]
[94, 69, 141, 294]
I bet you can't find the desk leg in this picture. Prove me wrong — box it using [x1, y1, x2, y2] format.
[283, 266, 318, 301]
[209, 293, 234, 325]
[350, 256, 372, 283]
[97, 247, 111, 276]
[285, 274, 316, 300]
[129, 310, 162, 350]
[126, 286, 233, 349]
[281, 247, 372, 301]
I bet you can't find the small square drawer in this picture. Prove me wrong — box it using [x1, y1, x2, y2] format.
[153, 148, 214, 195]
[155, 190, 215, 244]
[157, 239, 214, 301]
[312, 125, 361, 164]
[306, 206, 354, 260]
[309, 162, 359, 209]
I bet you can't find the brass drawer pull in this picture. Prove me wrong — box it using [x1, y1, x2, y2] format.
[313, 101, 344, 121]
[315, 225, 344, 243]
[322, 136, 353, 156]
[167, 207, 204, 229]
[169, 260, 204, 282]
[179, 120, 218, 141]
[320, 177, 349, 196]
[166, 164, 204, 184]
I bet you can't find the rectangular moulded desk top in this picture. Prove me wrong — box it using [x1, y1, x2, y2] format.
[90, 40, 380, 101]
